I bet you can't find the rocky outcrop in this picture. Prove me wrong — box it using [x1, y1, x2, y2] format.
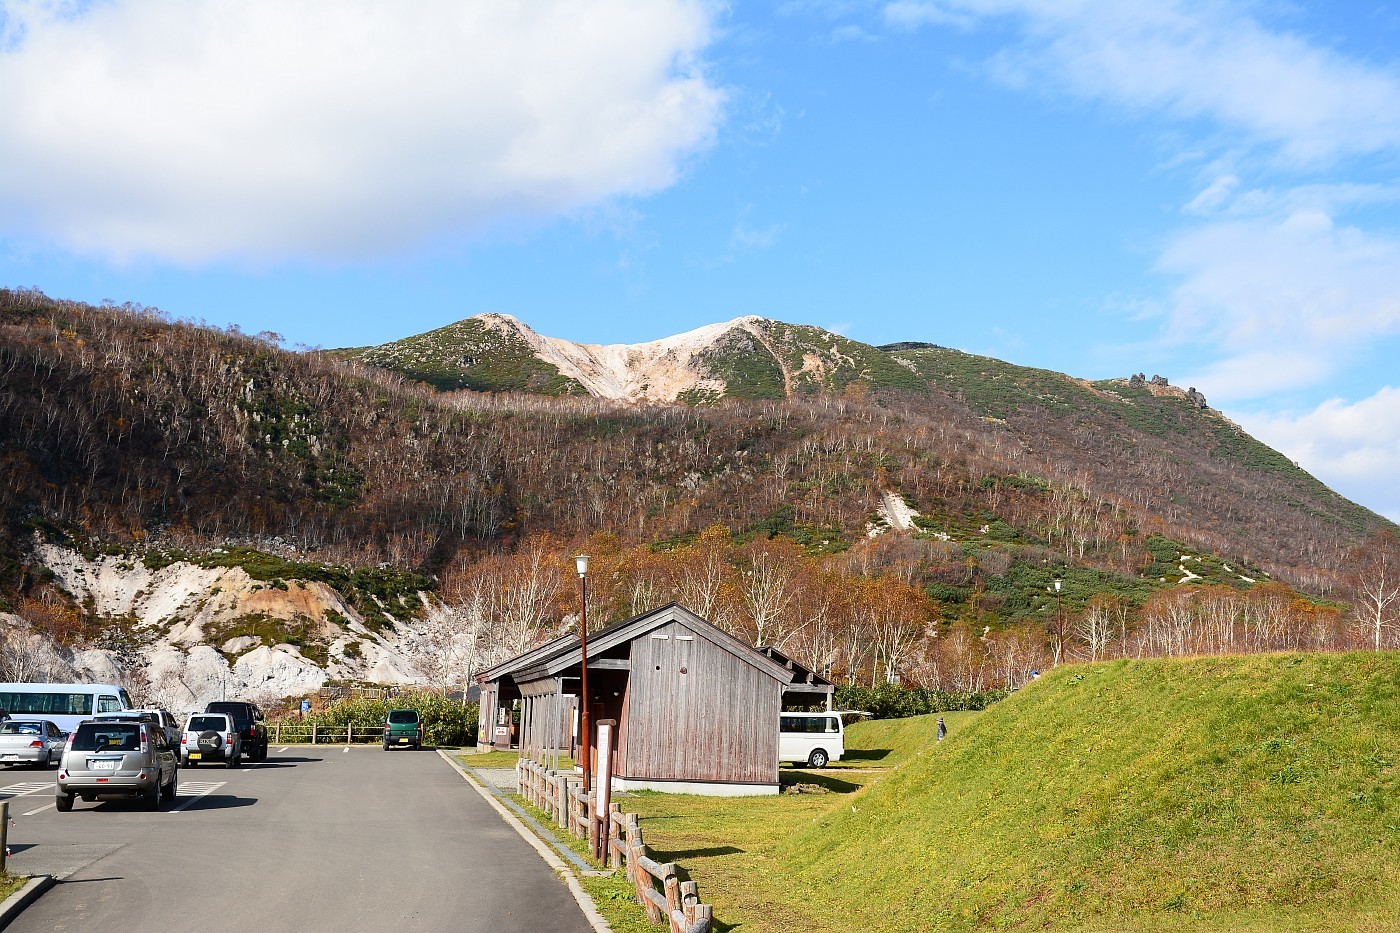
[29, 542, 432, 711]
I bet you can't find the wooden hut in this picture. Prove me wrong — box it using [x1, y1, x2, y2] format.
[476, 603, 834, 796]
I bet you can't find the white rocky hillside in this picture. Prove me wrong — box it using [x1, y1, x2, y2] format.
[5, 542, 471, 713]
[477, 312, 760, 401]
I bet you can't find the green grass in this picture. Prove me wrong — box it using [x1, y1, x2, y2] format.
[460, 749, 525, 768]
[611, 712, 975, 931]
[786, 653, 1400, 932]
[0, 874, 25, 901]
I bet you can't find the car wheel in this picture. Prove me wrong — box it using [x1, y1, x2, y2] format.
[228, 750, 240, 768]
[808, 749, 829, 769]
[164, 767, 178, 803]
[55, 792, 75, 812]
[145, 782, 161, 810]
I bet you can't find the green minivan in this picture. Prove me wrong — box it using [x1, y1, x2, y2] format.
[382, 709, 422, 750]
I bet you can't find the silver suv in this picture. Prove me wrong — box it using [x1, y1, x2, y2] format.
[56, 719, 178, 811]
[181, 713, 241, 768]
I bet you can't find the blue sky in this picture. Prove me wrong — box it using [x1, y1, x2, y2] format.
[2, 1, 1399, 521]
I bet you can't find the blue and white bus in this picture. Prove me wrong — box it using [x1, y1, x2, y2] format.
[0, 683, 134, 734]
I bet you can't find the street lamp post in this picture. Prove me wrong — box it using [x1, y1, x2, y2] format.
[1053, 578, 1063, 666]
[575, 554, 591, 794]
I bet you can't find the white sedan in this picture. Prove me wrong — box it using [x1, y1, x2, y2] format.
[0, 719, 67, 768]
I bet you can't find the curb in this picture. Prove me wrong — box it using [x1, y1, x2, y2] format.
[437, 750, 611, 933]
[0, 875, 54, 929]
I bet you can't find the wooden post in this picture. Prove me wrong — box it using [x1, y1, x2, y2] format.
[311, 722, 317, 744]
[624, 813, 641, 884]
[663, 869, 682, 933]
[593, 719, 615, 862]
[607, 802, 622, 868]
[636, 846, 664, 923]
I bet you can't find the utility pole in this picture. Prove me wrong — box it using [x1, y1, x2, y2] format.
[1054, 578, 1063, 666]
[575, 555, 591, 794]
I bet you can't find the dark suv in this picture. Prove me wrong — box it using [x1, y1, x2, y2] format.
[204, 700, 268, 762]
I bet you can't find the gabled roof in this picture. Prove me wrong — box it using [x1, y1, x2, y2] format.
[478, 629, 577, 683]
[760, 645, 835, 688]
[493, 602, 795, 687]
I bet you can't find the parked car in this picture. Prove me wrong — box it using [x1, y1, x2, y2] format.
[181, 713, 241, 768]
[0, 719, 66, 768]
[205, 700, 268, 761]
[56, 719, 178, 811]
[778, 712, 845, 769]
[95, 708, 181, 747]
[382, 709, 423, 750]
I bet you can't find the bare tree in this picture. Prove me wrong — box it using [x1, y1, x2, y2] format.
[1077, 595, 1122, 661]
[737, 540, 799, 647]
[1348, 530, 1400, 650]
[0, 620, 73, 682]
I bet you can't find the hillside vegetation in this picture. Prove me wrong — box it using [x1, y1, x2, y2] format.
[785, 653, 1400, 931]
[2, 288, 1396, 697]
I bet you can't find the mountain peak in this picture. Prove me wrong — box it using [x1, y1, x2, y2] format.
[341, 313, 923, 402]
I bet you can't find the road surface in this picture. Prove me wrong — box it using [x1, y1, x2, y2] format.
[2, 746, 591, 933]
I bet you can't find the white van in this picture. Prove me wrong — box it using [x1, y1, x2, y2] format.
[779, 711, 844, 768]
[0, 683, 134, 734]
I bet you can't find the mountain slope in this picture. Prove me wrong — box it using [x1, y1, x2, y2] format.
[335, 313, 927, 401]
[3, 289, 1397, 705]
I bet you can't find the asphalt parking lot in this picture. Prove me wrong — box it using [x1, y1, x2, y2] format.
[0, 747, 593, 933]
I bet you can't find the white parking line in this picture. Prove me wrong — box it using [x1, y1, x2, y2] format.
[171, 780, 225, 813]
[342, 748, 349, 754]
[0, 782, 54, 799]
[277, 747, 289, 753]
[22, 802, 54, 816]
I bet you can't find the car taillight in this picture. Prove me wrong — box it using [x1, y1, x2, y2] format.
[226, 734, 234, 745]
[181, 735, 188, 745]
[28, 740, 42, 748]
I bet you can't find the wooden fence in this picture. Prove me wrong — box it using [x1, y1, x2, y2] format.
[517, 758, 713, 933]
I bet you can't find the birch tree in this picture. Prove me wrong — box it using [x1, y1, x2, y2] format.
[1349, 530, 1400, 650]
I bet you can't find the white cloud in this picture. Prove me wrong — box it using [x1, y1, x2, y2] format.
[730, 220, 787, 251]
[1182, 174, 1239, 216]
[0, 0, 724, 263]
[905, 1, 1400, 165]
[1238, 388, 1400, 522]
[1157, 202, 1400, 400]
[883, 2, 973, 31]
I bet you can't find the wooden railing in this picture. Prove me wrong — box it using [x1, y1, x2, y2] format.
[517, 759, 713, 933]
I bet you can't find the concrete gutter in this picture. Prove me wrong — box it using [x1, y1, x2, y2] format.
[0, 875, 54, 929]
[437, 750, 611, 933]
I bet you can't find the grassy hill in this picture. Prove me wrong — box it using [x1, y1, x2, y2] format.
[785, 653, 1400, 931]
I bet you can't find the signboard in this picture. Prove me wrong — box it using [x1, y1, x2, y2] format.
[300, 700, 311, 716]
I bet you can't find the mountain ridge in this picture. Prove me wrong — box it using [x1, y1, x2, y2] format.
[334, 312, 928, 401]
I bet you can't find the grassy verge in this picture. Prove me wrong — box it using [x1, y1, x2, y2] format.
[458, 749, 533, 768]
[450, 719, 966, 933]
[0, 874, 25, 902]
[614, 711, 973, 931]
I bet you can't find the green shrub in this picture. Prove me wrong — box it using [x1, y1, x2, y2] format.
[832, 683, 1010, 719]
[277, 691, 479, 746]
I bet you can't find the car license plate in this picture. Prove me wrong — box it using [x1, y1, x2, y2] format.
[188, 753, 201, 760]
[1, 754, 17, 761]
[90, 759, 118, 770]
[397, 738, 410, 744]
